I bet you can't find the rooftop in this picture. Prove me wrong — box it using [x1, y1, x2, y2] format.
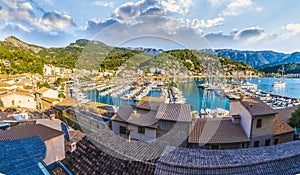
[88, 128, 165, 162]
[276, 106, 298, 123]
[0, 124, 64, 141]
[0, 136, 46, 175]
[189, 118, 250, 144]
[52, 136, 156, 175]
[274, 116, 294, 135]
[240, 98, 278, 117]
[155, 103, 192, 122]
[114, 104, 158, 128]
[155, 140, 300, 174]
[36, 87, 50, 94]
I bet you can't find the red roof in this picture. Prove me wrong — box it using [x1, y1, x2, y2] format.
[155, 103, 192, 122]
[0, 124, 64, 141]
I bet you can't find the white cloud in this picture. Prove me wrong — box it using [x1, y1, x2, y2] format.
[221, 0, 258, 16]
[20, 2, 33, 10]
[192, 17, 224, 29]
[160, 0, 193, 14]
[2, 22, 32, 33]
[283, 23, 300, 34]
[41, 11, 76, 30]
[93, 1, 114, 8]
[208, 0, 227, 6]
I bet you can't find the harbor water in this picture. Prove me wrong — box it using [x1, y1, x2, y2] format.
[85, 78, 300, 111]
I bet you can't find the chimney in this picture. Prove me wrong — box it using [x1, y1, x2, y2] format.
[240, 94, 245, 100]
[249, 103, 253, 108]
[231, 114, 241, 125]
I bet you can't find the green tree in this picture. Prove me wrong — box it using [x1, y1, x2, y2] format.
[289, 107, 300, 128]
[38, 82, 51, 89]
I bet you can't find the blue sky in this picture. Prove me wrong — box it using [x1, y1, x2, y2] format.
[0, 0, 300, 52]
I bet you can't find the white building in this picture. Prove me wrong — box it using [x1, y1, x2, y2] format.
[0, 91, 36, 109]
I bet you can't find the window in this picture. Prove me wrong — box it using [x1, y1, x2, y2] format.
[274, 139, 279, 145]
[179, 133, 185, 140]
[120, 126, 127, 135]
[138, 126, 145, 134]
[265, 139, 271, 146]
[211, 145, 219, 149]
[256, 119, 262, 128]
[254, 141, 260, 147]
[162, 121, 168, 130]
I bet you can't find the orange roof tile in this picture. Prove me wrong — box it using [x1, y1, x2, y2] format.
[274, 116, 294, 135]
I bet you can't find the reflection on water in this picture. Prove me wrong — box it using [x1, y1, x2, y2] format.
[244, 78, 300, 98]
[85, 78, 300, 111]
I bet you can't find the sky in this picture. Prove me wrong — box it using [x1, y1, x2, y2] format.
[0, 0, 300, 53]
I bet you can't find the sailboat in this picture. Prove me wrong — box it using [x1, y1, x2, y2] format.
[272, 65, 286, 87]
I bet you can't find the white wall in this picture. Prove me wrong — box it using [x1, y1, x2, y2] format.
[42, 89, 58, 99]
[230, 101, 252, 138]
[43, 135, 65, 165]
[128, 124, 156, 142]
[1, 93, 36, 109]
[112, 121, 128, 134]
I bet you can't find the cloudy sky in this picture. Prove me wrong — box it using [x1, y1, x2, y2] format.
[0, 0, 300, 52]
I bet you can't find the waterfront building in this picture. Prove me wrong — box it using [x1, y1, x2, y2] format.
[230, 97, 294, 147]
[189, 117, 250, 149]
[35, 87, 59, 112]
[112, 97, 192, 147]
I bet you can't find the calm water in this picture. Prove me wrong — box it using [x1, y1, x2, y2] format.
[85, 78, 300, 111]
[243, 77, 300, 98]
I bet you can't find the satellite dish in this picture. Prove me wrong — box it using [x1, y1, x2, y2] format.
[61, 122, 70, 142]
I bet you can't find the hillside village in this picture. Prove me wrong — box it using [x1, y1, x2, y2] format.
[0, 37, 300, 174]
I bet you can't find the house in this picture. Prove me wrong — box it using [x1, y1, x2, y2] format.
[112, 97, 192, 147]
[36, 87, 59, 112]
[0, 136, 48, 174]
[188, 117, 250, 149]
[230, 97, 294, 147]
[0, 124, 65, 165]
[52, 97, 78, 120]
[0, 91, 36, 109]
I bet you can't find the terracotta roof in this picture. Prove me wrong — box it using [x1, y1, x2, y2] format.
[113, 104, 135, 122]
[114, 104, 158, 128]
[52, 136, 156, 175]
[155, 140, 300, 174]
[88, 128, 165, 161]
[41, 97, 60, 103]
[137, 101, 162, 111]
[0, 124, 64, 141]
[137, 97, 168, 110]
[276, 106, 298, 123]
[155, 103, 192, 122]
[53, 98, 78, 111]
[0, 82, 12, 87]
[0, 91, 33, 98]
[36, 87, 50, 94]
[189, 118, 250, 144]
[274, 116, 294, 135]
[240, 98, 278, 117]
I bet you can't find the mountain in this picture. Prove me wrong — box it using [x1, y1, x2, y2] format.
[0, 36, 257, 75]
[211, 49, 290, 69]
[259, 62, 300, 74]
